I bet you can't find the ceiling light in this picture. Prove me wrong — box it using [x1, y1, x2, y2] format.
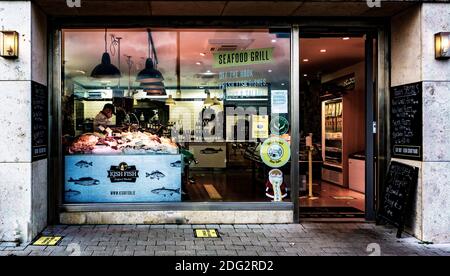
[343, 37, 350, 40]
[320, 49, 327, 53]
[141, 82, 165, 89]
[91, 29, 121, 79]
[136, 58, 163, 83]
[165, 94, 176, 106]
[268, 69, 272, 73]
[271, 39, 277, 43]
[144, 88, 166, 96]
[302, 59, 309, 62]
[212, 96, 221, 106]
[203, 89, 214, 107]
[137, 29, 164, 84]
[303, 74, 308, 77]
[281, 83, 285, 86]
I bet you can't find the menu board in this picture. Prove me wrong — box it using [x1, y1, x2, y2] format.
[390, 82, 422, 160]
[378, 161, 418, 238]
[31, 81, 48, 161]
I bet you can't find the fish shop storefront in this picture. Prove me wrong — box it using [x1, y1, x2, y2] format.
[1, 0, 450, 244]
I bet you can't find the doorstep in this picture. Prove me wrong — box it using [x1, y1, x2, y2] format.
[59, 210, 294, 224]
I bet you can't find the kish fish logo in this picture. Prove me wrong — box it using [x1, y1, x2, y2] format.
[108, 162, 139, 183]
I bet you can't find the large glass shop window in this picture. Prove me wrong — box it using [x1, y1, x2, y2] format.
[62, 28, 291, 203]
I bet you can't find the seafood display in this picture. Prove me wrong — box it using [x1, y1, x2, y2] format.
[67, 130, 178, 155]
[69, 134, 99, 154]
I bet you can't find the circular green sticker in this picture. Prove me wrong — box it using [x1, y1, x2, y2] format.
[270, 116, 289, 135]
[260, 137, 291, 168]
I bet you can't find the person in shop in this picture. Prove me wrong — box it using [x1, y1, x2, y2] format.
[93, 103, 116, 131]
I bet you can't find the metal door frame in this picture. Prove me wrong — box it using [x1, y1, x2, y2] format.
[46, 16, 389, 224]
[296, 23, 389, 221]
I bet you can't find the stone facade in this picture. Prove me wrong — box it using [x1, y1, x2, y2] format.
[391, 3, 450, 243]
[0, 1, 47, 243]
[0, 1, 449, 244]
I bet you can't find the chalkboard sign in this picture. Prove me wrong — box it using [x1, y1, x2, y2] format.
[32, 81, 48, 161]
[390, 82, 422, 160]
[378, 161, 418, 238]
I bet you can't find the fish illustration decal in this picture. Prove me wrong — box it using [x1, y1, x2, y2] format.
[170, 160, 182, 167]
[146, 170, 165, 180]
[68, 177, 100, 186]
[151, 187, 181, 197]
[65, 189, 81, 197]
[200, 148, 223, 154]
[75, 160, 93, 168]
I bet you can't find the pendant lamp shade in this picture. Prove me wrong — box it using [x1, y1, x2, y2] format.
[91, 52, 121, 79]
[203, 92, 214, 106]
[91, 29, 121, 79]
[165, 94, 176, 106]
[137, 58, 164, 83]
[145, 87, 166, 96]
[140, 81, 165, 89]
[212, 96, 221, 106]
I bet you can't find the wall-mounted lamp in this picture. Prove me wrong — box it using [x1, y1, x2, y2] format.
[0, 31, 19, 59]
[435, 32, 450, 59]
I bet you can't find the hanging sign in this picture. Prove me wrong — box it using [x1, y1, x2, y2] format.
[260, 137, 291, 168]
[213, 47, 274, 68]
[270, 115, 289, 135]
[252, 115, 269, 138]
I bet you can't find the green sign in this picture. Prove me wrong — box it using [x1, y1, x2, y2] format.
[213, 48, 274, 68]
[260, 137, 291, 168]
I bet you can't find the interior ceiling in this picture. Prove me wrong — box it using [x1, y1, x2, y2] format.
[34, 0, 418, 17]
[300, 37, 365, 78]
[64, 29, 291, 89]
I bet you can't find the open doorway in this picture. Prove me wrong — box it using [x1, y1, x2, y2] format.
[298, 35, 368, 218]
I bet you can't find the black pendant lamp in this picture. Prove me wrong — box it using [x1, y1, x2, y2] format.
[137, 29, 164, 84]
[136, 58, 164, 83]
[91, 29, 121, 79]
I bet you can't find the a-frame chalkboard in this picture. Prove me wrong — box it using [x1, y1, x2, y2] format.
[377, 161, 418, 238]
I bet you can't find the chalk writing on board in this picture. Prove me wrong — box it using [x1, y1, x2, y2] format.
[378, 161, 418, 238]
[390, 82, 422, 160]
[32, 82, 48, 161]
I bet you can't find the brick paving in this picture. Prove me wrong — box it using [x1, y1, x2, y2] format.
[0, 223, 449, 256]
